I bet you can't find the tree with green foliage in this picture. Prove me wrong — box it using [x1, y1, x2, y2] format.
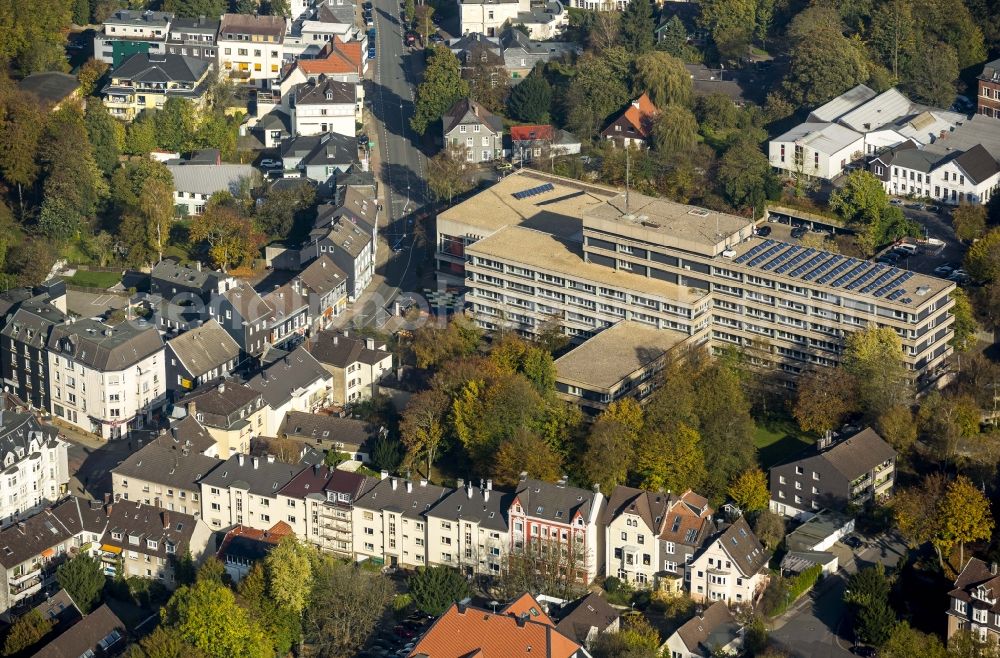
[965, 227, 1000, 283]
[939, 475, 993, 569]
[400, 388, 449, 476]
[793, 367, 857, 434]
[73, 0, 90, 25]
[494, 429, 564, 486]
[409, 316, 482, 370]
[657, 15, 688, 58]
[236, 563, 301, 657]
[370, 434, 404, 473]
[488, 335, 556, 393]
[635, 424, 707, 493]
[507, 73, 552, 123]
[845, 563, 895, 647]
[84, 103, 122, 177]
[155, 97, 198, 152]
[954, 203, 987, 242]
[189, 201, 265, 271]
[264, 536, 313, 614]
[0, 90, 45, 216]
[40, 104, 107, 233]
[125, 626, 209, 658]
[56, 553, 105, 614]
[752, 510, 785, 549]
[255, 185, 316, 238]
[408, 566, 472, 616]
[264, 0, 289, 15]
[427, 145, 474, 204]
[650, 104, 699, 156]
[3, 610, 52, 656]
[412, 46, 469, 135]
[783, 7, 871, 106]
[562, 54, 631, 139]
[876, 404, 918, 454]
[620, 0, 655, 54]
[590, 613, 660, 658]
[869, 0, 916, 79]
[0, 0, 72, 75]
[304, 560, 393, 656]
[162, 0, 227, 17]
[830, 171, 914, 256]
[468, 61, 509, 115]
[950, 288, 978, 352]
[698, 0, 756, 61]
[692, 361, 757, 500]
[879, 622, 947, 658]
[161, 577, 270, 658]
[633, 51, 691, 108]
[580, 400, 643, 493]
[717, 137, 780, 215]
[728, 468, 769, 512]
[125, 114, 158, 156]
[904, 41, 958, 107]
[843, 325, 909, 420]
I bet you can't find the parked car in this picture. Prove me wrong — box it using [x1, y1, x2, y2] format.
[889, 198, 903, 206]
[906, 202, 925, 210]
[852, 647, 877, 657]
[428, 32, 444, 43]
[927, 205, 941, 213]
[368, 27, 377, 40]
[790, 226, 807, 239]
[842, 535, 863, 550]
[358, 133, 370, 148]
[934, 264, 955, 275]
[404, 31, 417, 46]
[363, 0, 372, 8]
[259, 158, 283, 169]
[756, 225, 771, 237]
[368, 45, 377, 58]
[366, 15, 375, 26]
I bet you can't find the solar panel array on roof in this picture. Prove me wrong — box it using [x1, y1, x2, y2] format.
[748, 243, 786, 268]
[776, 248, 815, 275]
[762, 245, 802, 271]
[801, 255, 841, 281]
[735, 240, 774, 264]
[511, 183, 554, 200]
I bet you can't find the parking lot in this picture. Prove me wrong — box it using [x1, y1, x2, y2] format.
[357, 609, 434, 658]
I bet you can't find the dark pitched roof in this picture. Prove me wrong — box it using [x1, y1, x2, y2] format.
[112, 431, 223, 492]
[0, 412, 61, 465]
[151, 259, 226, 292]
[220, 13, 286, 38]
[17, 73, 79, 105]
[101, 503, 200, 560]
[217, 522, 291, 565]
[165, 415, 218, 455]
[602, 485, 670, 532]
[170, 15, 220, 32]
[818, 427, 896, 481]
[30, 604, 124, 658]
[889, 147, 945, 173]
[112, 53, 209, 84]
[1, 300, 70, 348]
[296, 76, 356, 105]
[0, 497, 108, 569]
[426, 481, 510, 531]
[953, 144, 1000, 184]
[222, 280, 271, 322]
[442, 98, 503, 135]
[183, 378, 263, 430]
[280, 411, 375, 450]
[311, 206, 375, 258]
[673, 601, 737, 654]
[949, 558, 1000, 611]
[981, 58, 1000, 82]
[48, 319, 163, 371]
[706, 517, 768, 577]
[513, 477, 601, 526]
[282, 132, 360, 169]
[166, 319, 240, 379]
[554, 592, 619, 645]
[354, 476, 449, 520]
[278, 463, 369, 503]
[32, 589, 82, 632]
[296, 255, 348, 297]
[198, 453, 304, 497]
[246, 346, 330, 408]
[306, 329, 391, 368]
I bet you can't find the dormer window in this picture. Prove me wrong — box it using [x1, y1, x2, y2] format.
[325, 91, 333, 100]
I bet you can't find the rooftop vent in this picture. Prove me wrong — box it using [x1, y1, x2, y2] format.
[688, 208, 711, 217]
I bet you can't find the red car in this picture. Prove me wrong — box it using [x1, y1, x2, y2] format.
[394, 626, 416, 639]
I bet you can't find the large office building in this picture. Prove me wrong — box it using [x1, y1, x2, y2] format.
[437, 170, 955, 384]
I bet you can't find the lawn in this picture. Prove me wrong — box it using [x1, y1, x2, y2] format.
[64, 270, 122, 289]
[754, 417, 815, 469]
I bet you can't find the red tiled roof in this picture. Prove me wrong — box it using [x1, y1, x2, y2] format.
[603, 92, 659, 139]
[502, 592, 555, 627]
[409, 599, 582, 658]
[216, 521, 292, 556]
[510, 125, 554, 141]
[299, 41, 363, 76]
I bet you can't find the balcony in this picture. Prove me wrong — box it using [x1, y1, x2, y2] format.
[8, 574, 41, 596]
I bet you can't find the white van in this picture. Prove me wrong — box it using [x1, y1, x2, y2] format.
[896, 243, 918, 255]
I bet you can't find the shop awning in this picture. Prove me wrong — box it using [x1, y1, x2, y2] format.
[100, 544, 122, 555]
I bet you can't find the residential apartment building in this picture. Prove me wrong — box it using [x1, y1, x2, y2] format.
[93, 9, 172, 66]
[688, 518, 768, 605]
[306, 204, 376, 301]
[978, 58, 1000, 118]
[99, 503, 211, 587]
[0, 413, 69, 528]
[665, 601, 742, 658]
[500, 28, 577, 81]
[217, 522, 290, 582]
[198, 453, 303, 530]
[294, 255, 350, 333]
[277, 465, 369, 557]
[165, 319, 241, 399]
[166, 161, 256, 215]
[0, 497, 108, 619]
[509, 476, 605, 584]
[658, 491, 715, 593]
[279, 132, 362, 183]
[165, 16, 219, 63]
[947, 558, 1000, 645]
[769, 427, 897, 520]
[603, 486, 669, 587]
[30, 603, 125, 657]
[218, 14, 287, 89]
[182, 378, 265, 456]
[306, 329, 392, 405]
[554, 320, 691, 413]
[459, 0, 528, 38]
[101, 53, 212, 121]
[352, 475, 449, 569]
[0, 299, 66, 411]
[111, 417, 223, 518]
[442, 98, 503, 163]
[279, 411, 383, 462]
[443, 170, 955, 384]
[868, 142, 1000, 205]
[151, 260, 235, 304]
[261, 282, 310, 350]
[246, 346, 333, 435]
[292, 76, 358, 137]
[424, 479, 510, 576]
[47, 319, 166, 440]
[210, 281, 272, 359]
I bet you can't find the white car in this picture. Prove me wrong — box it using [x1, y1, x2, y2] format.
[259, 158, 283, 169]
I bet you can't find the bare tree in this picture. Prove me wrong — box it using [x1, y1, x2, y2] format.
[304, 557, 394, 658]
[489, 537, 588, 602]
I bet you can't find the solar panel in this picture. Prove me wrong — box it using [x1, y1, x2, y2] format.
[817, 258, 856, 285]
[792, 253, 834, 279]
[748, 243, 786, 268]
[887, 289, 906, 301]
[735, 240, 773, 264]
[777, 248, 815, 275]
[872, 270, 911, 297]
[762, 245, 801, 271]
[511, 183, 554, 200]
[901, 297, 912, 304]
[845, 264, 885, 291]
[832, 262, 870, 287]
[861, 269, 897, 294]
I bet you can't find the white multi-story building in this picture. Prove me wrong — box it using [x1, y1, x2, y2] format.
[246, 346, 333, 436]
[869, 142, 1000, 205]
[292, 76, 358, 137]
[603, 486, 669, 588]
[47, 320, 166, 440]
[0, 412, 69, 528]
[277, 465, 370, 558]
[94, 9, 172, 66]
[352, 475, 449, 569]
[688, 517, 769, 605]
[198, 453, 303, 530]
[217, 14, 287, 90]
[424, 479, 509, 576]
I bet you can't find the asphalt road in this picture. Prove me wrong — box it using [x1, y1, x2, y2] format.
[355, 1, 430, 328]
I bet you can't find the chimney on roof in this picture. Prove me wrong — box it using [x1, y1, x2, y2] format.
[457, 478, 464, 488]
[391, 477, 397, 490]
[486, 479, 492, 491]
[162, 511, 170, 529]
[519, 472, 528, 481]
[632, 98, 641, 110]
[993, 563, 998, 576]
[238, 454, 244, 466]
[593, 482, 600, 493]
[252, 456, 259, 469]
[818, 430, 833, 451]
[106, 503, 113, 517]
[267, 454, 275, 464]
[380, 469, 388, 480]
[516, 613, 528, 627]
[466, 481, 473, 499]
[195, 261, 202, 272]
[406, 480, 412, 493]
[457, 601, 468, 614]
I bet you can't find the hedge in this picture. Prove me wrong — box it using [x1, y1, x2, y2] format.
[766, 564, 824, 618]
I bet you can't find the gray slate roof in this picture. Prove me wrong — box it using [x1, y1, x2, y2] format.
[223, 281, 272, 322]
[513, 477, 601, 526]
[953, 143, 1000, 184]
[246, 346, 330, 408]
[166, 319, 240, 378]
[296, 255, 348, 297]
[306, 329, 390, 368]
[17, 73, 79, 105]
[706, 517, 768, 577]
[102, 502, 199, 560]
[151, 259, 225, 292]
[111, 53, 209, 84]
[819, 427, 896, 481]
[296, 76, 356, 105]
[198, 453, 304, 497]
[278, 463, 369, 502]
[167, 163, 255, 197]
[183, 378, 263, 429]
[354, 475, 450, 520]
[1, 301, 66, 349]
[0, 412, 60, 467]
[164, 415, 218, 455]
[312, 206, 375, 258]
[104, 9, 172, 27]
[425, 482, 510, 531]
[30, 603, 124, 658]
[0, 497, 108, 569]
[280, 410, 375, 450]
[442, 98, 503, 136]
[112, 429, 223, 492]
[673, 601, 737, 654]
[170, 15, 219, 33]
[602, 485, 669, 532]
[48, 319, 163, 372]
[554, 592, 620, 645]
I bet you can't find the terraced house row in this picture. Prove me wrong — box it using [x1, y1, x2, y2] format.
[436, 170, 955, 396]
